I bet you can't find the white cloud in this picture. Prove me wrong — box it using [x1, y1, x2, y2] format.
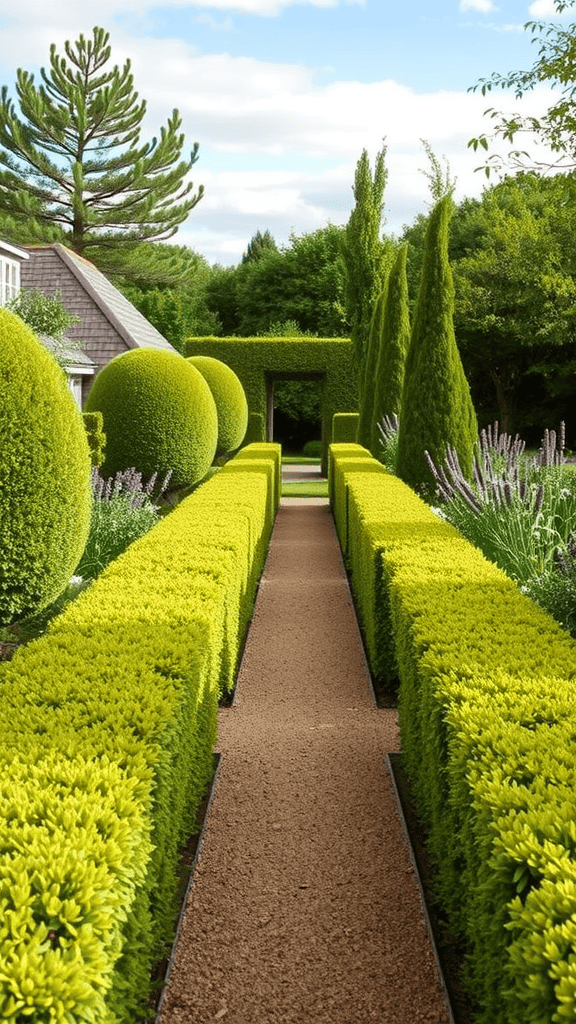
[196, 13, 235, 31]
[459, 0, 498, 12]
[0, 4, 562, 265]
[528, 0, 567, 15]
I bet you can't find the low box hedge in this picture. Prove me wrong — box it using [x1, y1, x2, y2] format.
[0, 445, 278, 1022]
[330, 443, 576, 1024]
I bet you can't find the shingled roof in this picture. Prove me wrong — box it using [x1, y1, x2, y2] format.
[21, 244, 177, 400]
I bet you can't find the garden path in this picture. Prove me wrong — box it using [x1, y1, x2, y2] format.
[158, 466, 450, 1024]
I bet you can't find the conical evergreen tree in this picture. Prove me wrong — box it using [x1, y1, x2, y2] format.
[0, 27, 203, 279]
[396, 195, 477, 494]
[370, 243, 410, 457]
[241, 229, 278, 263]
[356, 286, 387, 449]
[341, 147, 389, 364]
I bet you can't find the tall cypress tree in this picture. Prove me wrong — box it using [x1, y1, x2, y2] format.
[341, 146, 389, 365]
[370, 242, 410, 457]
[357, 285, 387, 449]
[0, 27, 203, 278]
[396, 195, 477, 494]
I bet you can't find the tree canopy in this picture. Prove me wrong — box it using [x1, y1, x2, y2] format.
[204, 225, 348, 338]
[452, 172, 576, 434]
[0, 26, 203, 279]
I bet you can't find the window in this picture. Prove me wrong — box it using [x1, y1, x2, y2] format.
[67, 375, 83, 407]
[0, 255, 20, 305]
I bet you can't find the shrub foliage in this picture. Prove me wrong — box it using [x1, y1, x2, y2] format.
[85, 348, 218, 488]
[0, 309, 91, 624]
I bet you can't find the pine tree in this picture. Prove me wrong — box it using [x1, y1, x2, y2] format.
[0, 27, 203, 278]
[370, 243, 410, 456]
[341, 146, 389, 364]
[241, 229, 278, 263]
[396, 195, 477, 495]
[356, 285, 387, 449]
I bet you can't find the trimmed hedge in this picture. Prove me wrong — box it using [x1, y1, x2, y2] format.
[332, 412, 359, 445]
[184, 337, 359, 471]
[82, 410, 106, 468]
[0, 445, 279, 1022]
[187, 355, 249, 456]
[0, 309, 92, 624]
[330, 444, 576, 1024]
[85, 349, 218, 488]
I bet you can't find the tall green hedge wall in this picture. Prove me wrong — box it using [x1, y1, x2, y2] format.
[184, 337, 359, 468]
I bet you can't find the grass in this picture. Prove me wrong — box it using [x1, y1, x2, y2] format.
[281, 456, 322, 465]
[281, 480, 329, 498]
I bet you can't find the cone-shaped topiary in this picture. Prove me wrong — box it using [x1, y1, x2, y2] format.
[186, 355, 248, 455]
[356, 287, 387, 449]
[370, 243, 411, 457]
[396, 195, 477, 495]
[85, 348, 218, 488]
[0, 309, 92, 624]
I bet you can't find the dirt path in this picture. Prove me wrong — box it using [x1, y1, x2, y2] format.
[158, 480, 450, 1024]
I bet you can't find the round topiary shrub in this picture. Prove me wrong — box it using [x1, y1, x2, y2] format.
[0, 309, 92, 624]
[85, 348, 218, 488]
[302, 440, 322, 458]
[186, 355, 248, 456]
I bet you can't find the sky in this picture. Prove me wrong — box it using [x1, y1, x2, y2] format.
[0, 0, 571, 265]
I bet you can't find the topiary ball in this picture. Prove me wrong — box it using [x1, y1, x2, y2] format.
[186, 355, 248, 456]
[85, 348, 218, 488]
[0, 309, 92, 624]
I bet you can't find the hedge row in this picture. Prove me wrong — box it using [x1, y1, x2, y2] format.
[330, 443, 576, 1024]
[184, 337, 359, 470]
[0, 444, 280, 1023]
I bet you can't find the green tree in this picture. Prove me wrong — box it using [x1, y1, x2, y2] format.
[397, 195, 477, 495]
[469, 0, 576, 174]
[0, 26, 203, 280]
[7, 286, 83, 370]
[121, 245, 222, 348]
[204, 265, 240, 336]
[206, 225, 348, 338]
[341, 146, 389, 364]
[356, 286, 387, 449]
[371, 243, 411, 455]
[241, 229, 278, 264]
[452, 173, 576, 433]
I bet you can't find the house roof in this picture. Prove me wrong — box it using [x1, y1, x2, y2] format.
[22, 243, 176, 355]
[39, 334, 97, 375]
[0, 239, 29, 261]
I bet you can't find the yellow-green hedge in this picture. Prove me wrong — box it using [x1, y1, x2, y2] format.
[0, 444, 278, 1022]
[330, 444, 576, 1024]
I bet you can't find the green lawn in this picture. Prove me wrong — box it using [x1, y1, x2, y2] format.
[281, 456, 322, 466]
[281, 480, 329, 498]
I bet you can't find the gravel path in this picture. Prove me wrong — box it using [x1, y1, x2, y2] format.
[158, 488, 450, 1024]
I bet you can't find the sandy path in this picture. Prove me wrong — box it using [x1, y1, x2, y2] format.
[158, 494, 450, 1024]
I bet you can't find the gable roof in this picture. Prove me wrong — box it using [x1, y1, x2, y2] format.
[21, 243, 177, 359]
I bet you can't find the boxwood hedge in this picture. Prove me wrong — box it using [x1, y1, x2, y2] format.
[330, 443, 576, 1024]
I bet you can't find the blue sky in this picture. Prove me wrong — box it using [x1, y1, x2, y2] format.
[0, 0, 569, 264]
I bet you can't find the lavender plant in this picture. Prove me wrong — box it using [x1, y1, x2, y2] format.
[376, 413, 400, 472]
[426, 423, 576, 586]
[527, 535, 576, 636]
[76, 467, 172, 580]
